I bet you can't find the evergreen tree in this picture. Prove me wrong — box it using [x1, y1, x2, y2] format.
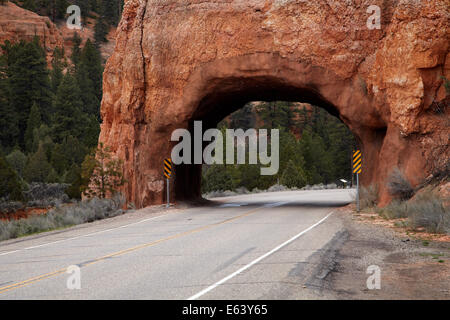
[65, 163, 82, 199]
[50, 143, 69, 175]
[78, 39, 103, 104]
[31, 124, 53, 155]
[70, 33, 82, 66]
[202, 164, 234, 193]
[81, 143, 125, 198]
[61, 135, 87, 166]
[280, 160, 306, 188]
[75, 0, 90, 21]
[2, 38, 52, 145]
[54, 0, 69, 20]
[94, 18, 108, 45]
[24, 103, 42, 152]
[50, 47, 65, 94]
[24, 143, 52, 183]
[22, 0, 37, 12]
[75, 63, 100, 117]
[5, 149, 27, 179]
[46, 168, 60, 183]
[0, 44, 19, 150]
[52, 73, 85, 142]
[0, 155, 23, 201]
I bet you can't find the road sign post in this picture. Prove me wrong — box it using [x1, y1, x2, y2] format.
[353, 150, 362, 212]
[164, 158, 172, 208]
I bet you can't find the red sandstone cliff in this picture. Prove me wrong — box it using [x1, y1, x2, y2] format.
[0, 2, 63, 64]
[93, 1, 450, 207]
[0, 2, 117, 64]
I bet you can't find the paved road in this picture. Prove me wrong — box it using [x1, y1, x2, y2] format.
[0, 189, 353, 299]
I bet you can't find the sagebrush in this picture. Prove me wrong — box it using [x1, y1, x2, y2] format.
[0, 193, 125, 241]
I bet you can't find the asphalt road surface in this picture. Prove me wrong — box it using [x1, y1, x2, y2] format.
[0, 189, 355, 299]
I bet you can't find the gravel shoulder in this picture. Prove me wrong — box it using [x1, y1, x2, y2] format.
[319, 206, 450, 299]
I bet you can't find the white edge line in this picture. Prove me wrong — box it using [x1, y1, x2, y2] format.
[187, 211, 334, 300]
[0, 214, 167, 256]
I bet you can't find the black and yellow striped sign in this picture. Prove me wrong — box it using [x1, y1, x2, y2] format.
[164, 158, 172, 179]
[353, 150, 362, 174]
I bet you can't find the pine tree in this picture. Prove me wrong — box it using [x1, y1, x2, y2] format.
[52, 73, 85, 142]
[280, 160, 306, 188]
[65, 163, 82, 199]
[54, 0, 69, 20]
[0, 44, 19, 150]
[61, 135, 87, 166]
[24, 103, 42, 152]
[78, 39, 103, 104]
[202, 164, 234, 193]
[22, 0, 37, 12]
[94, 18, 108, 45]
[46, 168, 60, 183]
[70, 33, 82, 66]
[31, 124, 53, 155]
[75, 63, 100, 117]
[0, 155, 23, 201]
[5, 149, 27, 179]
[2, 38, 52, 146]
[74, 0, 91, 22]
[81, 143, 125, 198]
[50, 47, 65, 93]
[50, 143, 69, 175]
[24, 143, 52, 183]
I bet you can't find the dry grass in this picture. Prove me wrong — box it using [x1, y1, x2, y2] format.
[360, 184, 378, 209]
[387, 168, 414, 200]
[0, 194, 125, 241]
[408, 192, 449, 234]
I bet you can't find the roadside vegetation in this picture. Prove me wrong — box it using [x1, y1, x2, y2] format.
[0, 194, 124, 241]
[0, 4, 129, 242]
[359, 167, 450, 235]
[0, 143, 126, 242]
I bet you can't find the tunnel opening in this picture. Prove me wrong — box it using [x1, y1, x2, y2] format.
[173, 77, 361, 202]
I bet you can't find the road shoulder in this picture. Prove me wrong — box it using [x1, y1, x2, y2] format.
[323, 207, 450, 299]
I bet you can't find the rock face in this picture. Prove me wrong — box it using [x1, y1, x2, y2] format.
[99, 0, 449, 208]
[0, 2, 64, 64]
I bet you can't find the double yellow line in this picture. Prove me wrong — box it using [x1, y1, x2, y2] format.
[0, 205, 265, 295]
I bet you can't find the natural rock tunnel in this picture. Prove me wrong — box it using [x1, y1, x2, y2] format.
[99, 0, 449, 208]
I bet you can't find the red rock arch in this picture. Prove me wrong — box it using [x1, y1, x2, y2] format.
[99, 0, 449, 208]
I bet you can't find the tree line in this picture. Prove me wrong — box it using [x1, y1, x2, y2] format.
[202, 102, 358, 193]
[0, 35, 104, 200]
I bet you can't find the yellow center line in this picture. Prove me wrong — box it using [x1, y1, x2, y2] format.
[0, 205, 267, 294]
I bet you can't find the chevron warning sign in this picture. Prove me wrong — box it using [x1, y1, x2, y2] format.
[164, 158, 172, 179]
[353, 150, 362, 174]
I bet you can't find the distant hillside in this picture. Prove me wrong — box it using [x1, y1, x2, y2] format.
[0, 1, 120, 65]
